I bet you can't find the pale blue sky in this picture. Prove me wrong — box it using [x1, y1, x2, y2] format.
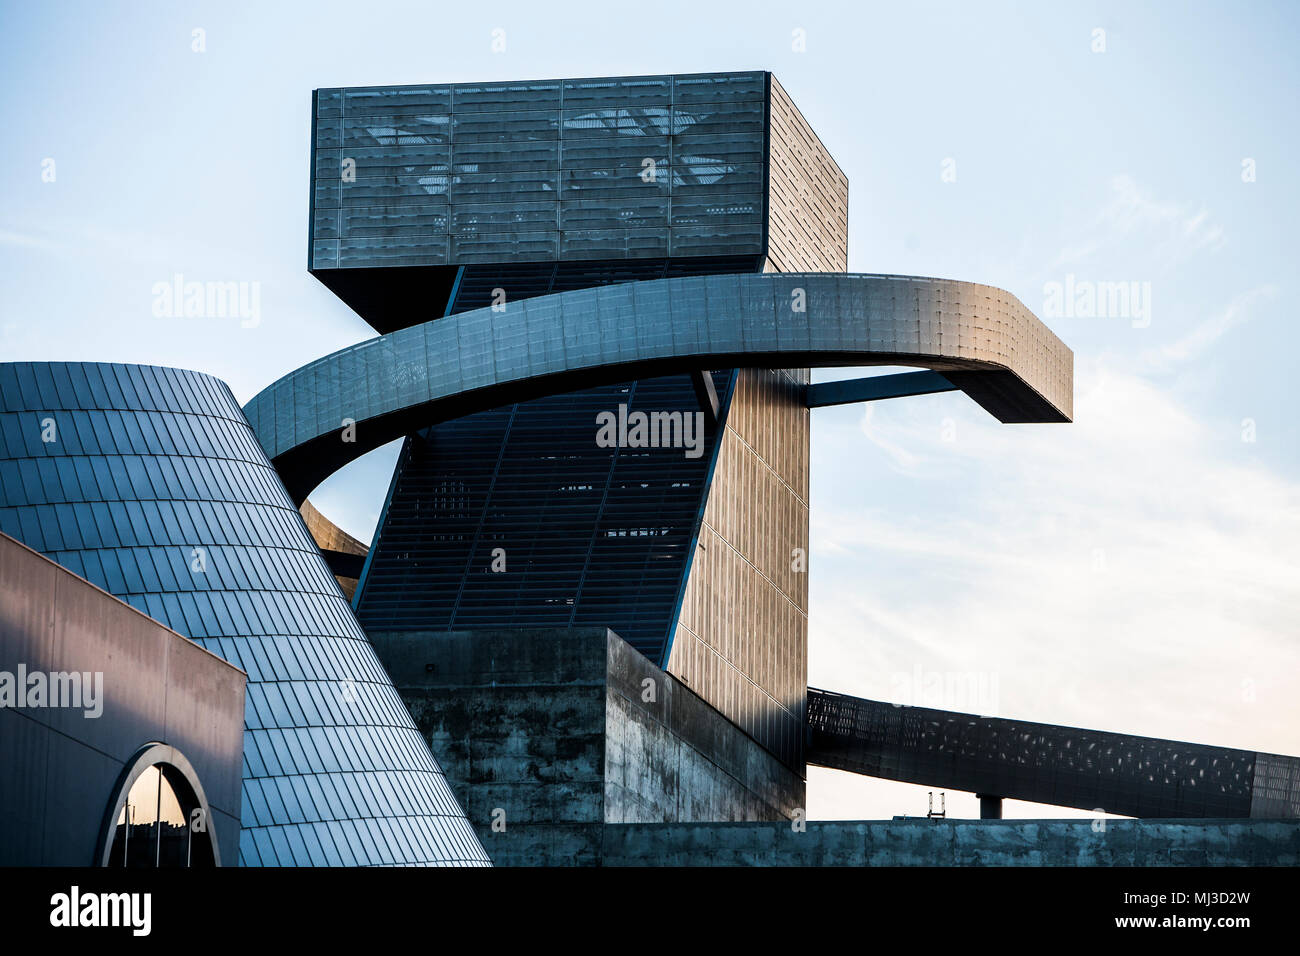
[3, 0, 1297, 819]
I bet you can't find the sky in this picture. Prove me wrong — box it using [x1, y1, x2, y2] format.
[2, 0, 1297, 821]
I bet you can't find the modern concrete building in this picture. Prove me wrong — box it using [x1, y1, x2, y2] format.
[2, 70, 1295, 868]
[253, 75, 1071, 845]
[307, 71, 851, 781]
[239, 70, 1299, 863]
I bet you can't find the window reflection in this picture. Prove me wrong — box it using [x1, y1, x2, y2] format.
[106, 763, 215, 867]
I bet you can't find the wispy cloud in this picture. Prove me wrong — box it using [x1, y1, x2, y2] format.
[1144, 283, 1276, 370]
[858, 402, 921, 471]
[0, 218, 241, 269]
[1051, 174, 1227, 271]
[0, 228, 64, 252]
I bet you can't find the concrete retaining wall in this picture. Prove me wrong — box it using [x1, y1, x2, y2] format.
[599, 819, 1300, 866]
[371, 626, 805, 865]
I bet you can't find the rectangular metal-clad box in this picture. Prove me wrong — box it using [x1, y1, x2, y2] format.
[308, 71, 848, 334]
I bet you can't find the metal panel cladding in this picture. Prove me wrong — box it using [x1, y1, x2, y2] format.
[0, 362, 490, 866]
[309, 72, 769, 272]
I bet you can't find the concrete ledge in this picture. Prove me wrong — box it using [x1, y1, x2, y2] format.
[597, 819, 1300, 866]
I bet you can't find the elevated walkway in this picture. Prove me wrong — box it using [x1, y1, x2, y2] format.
[806, 688, 1300, 819]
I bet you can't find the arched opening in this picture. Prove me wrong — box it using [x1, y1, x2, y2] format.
[99, 744, 220, 867]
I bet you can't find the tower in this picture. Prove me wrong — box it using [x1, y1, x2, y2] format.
[311, 72, 847, 791]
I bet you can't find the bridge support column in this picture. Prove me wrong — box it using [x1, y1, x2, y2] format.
[977, 794, 1003, 819]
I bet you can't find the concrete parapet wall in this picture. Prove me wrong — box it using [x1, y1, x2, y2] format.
[598, 819, 1300, 866]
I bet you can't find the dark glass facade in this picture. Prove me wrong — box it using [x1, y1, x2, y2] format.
[443, 255, 760, 314]
[355, 371, 734, 662]
[310, 72, 769, 272]
[0, 362, 489, 865]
